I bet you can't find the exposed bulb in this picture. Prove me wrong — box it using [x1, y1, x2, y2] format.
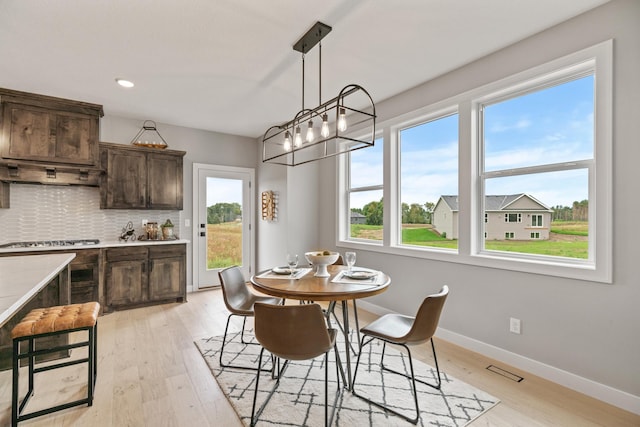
[283, 131, 292, 151]
[294, 126, 302, 148]
[338, 108, 347, 132]
[321, 113, 330, 138]
[306, 120, 314, 143]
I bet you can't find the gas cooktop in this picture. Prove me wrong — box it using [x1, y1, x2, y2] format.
[0, 239, 100, 249]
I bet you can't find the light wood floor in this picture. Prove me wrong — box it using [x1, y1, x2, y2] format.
[0, 288, 638, 426]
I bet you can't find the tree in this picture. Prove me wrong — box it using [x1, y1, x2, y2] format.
[363, 199, 383, 225]
[207, 202, 242, 224]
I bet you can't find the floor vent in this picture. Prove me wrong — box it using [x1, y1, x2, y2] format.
[486, 364, 524, 382]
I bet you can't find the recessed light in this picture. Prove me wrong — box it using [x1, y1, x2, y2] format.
[115, 78, 134, 88]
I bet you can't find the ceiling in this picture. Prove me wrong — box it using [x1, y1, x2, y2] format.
[0, 0, 609, 139]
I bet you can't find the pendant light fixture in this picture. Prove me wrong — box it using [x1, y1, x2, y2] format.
[262, 22, 376, 167]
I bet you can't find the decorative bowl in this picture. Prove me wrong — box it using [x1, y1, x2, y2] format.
[304, 251, 340, 277]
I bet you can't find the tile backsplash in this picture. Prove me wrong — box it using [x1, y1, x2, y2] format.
[0, 184, 180, 243]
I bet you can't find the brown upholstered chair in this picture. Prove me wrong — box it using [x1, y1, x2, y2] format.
[218, 266, 282, 370]
[250, 303, 344, 427]
[352, 285, 449, 424]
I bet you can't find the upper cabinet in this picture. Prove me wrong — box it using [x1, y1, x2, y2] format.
[0, 88, 103, 166]
[100, 142, 185, 210]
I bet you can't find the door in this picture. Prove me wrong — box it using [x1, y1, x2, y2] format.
[194, 164, 254, 289]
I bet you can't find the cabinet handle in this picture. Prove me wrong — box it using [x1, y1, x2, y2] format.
[149, 260, 153, 272]
[142, 262, 146, 273]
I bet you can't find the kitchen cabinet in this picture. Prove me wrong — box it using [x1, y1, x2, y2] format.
[104, 243, 186, 311]
[100, 142, 185, 210]
[0, 88, 103, 166]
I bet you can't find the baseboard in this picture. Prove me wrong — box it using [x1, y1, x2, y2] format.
[356, 300, 640, 416]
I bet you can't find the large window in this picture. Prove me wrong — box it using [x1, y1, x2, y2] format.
[338, 41, 612, 283]
[346, 137, 383, 242]
[480, 74, 593, 261]
[399, 112, 458, 249]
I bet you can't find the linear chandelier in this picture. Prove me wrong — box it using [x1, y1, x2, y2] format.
[262, 22, 376, 167]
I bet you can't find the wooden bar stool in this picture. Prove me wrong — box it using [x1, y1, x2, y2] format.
[11, 302, 100, 426]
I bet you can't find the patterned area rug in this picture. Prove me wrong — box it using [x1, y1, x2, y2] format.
[195, 328, 498, 426]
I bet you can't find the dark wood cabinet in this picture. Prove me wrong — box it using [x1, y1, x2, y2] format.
[104, 243, 186, 311]
[105, 246, 148, 308]
[100, 142, 185, 210]
[0, 89, 103, 166]
[149, 245, 186, 301]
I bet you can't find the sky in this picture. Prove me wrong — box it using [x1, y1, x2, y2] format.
[206, 177, 242, 207]
[350, 74, 594, 210]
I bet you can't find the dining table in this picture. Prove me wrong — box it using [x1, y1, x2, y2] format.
[250, 264, 390, 389]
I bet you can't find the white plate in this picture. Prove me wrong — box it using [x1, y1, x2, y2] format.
[343, 270, 377, 280]
[272, 266, 294, 275]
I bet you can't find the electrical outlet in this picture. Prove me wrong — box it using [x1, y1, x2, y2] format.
[142, 219, 148, 227]
[185, 219, 190, 227]
[510, 317, 521, 334]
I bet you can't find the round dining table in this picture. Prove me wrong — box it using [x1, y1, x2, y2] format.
[250, 264, 390, 389]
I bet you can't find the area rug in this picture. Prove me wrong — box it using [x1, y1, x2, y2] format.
[195, 328, 498, 426]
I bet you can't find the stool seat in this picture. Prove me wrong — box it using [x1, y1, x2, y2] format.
[11, 302, 100, 339]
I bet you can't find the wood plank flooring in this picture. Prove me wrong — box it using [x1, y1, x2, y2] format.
[0, 288, 638, 426]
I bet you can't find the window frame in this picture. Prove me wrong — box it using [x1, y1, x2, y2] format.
[337, 40, 612, 283]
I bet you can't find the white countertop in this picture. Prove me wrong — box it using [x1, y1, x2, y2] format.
[0, 239, 190, 254]
[0, 253, 76, 327]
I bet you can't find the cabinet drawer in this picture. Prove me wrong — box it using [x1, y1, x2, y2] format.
[149, 244, 186, 258]
[106, 246, 148, 262]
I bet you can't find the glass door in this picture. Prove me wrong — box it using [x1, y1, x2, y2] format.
[195, 164, 254, 289]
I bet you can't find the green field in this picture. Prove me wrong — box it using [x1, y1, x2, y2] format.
[207, 222, 243, 268]
[351, 222, 589, 258]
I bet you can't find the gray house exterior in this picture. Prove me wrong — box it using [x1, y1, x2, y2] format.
[350, 211, 367, 224]
[433, 194, 553, 240]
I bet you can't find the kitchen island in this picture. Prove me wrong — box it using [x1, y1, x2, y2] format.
[0, 253, 74, 369]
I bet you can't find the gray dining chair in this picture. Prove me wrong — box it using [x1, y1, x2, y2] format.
[250, 302, 344, 427]
[351, 285, 449, 424]
[218, 266, 282, 371]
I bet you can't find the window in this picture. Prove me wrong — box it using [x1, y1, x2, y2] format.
[481, 74, 593, 261]
[399, 112, 458, 249]
[345, 138, 383, 242]
[504, 213, 521, 223]
[338, 41, 612, 283]
[532, 215, 543, 227]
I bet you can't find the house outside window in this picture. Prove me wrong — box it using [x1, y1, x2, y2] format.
[504, 213, 522, 223]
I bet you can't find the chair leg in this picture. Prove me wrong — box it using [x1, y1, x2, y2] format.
[352, 335, 430, 424]
[220, 314, 270, 372]
[251, 349, 289, 426]
[381, 338, 442, 390]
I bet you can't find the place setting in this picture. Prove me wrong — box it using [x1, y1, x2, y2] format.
[255, 253, 312, 279]
[331, 252, 384, 285]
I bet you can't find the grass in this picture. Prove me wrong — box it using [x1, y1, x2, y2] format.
[207, 222, 242, 269]
[350, 221, 588, 258]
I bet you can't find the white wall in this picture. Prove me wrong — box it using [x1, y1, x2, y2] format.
[315, 0, 639, 411]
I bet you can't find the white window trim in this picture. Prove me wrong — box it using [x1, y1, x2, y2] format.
[337, 40, 612, 283]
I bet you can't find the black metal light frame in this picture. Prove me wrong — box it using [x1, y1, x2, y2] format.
[262, 22, 376, 167]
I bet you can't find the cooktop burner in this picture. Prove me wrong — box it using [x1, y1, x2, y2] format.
[0, 239, 100, 249]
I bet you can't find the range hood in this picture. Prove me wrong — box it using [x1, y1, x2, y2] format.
[0, 161, 103, 186]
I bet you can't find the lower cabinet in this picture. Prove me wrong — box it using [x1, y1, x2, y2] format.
[104, 244, 186, 311]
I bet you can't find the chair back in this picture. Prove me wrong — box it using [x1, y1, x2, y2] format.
[405, 285, 449, 344]
[218, 266, 251, 313]
[254, 303, 335, 361]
